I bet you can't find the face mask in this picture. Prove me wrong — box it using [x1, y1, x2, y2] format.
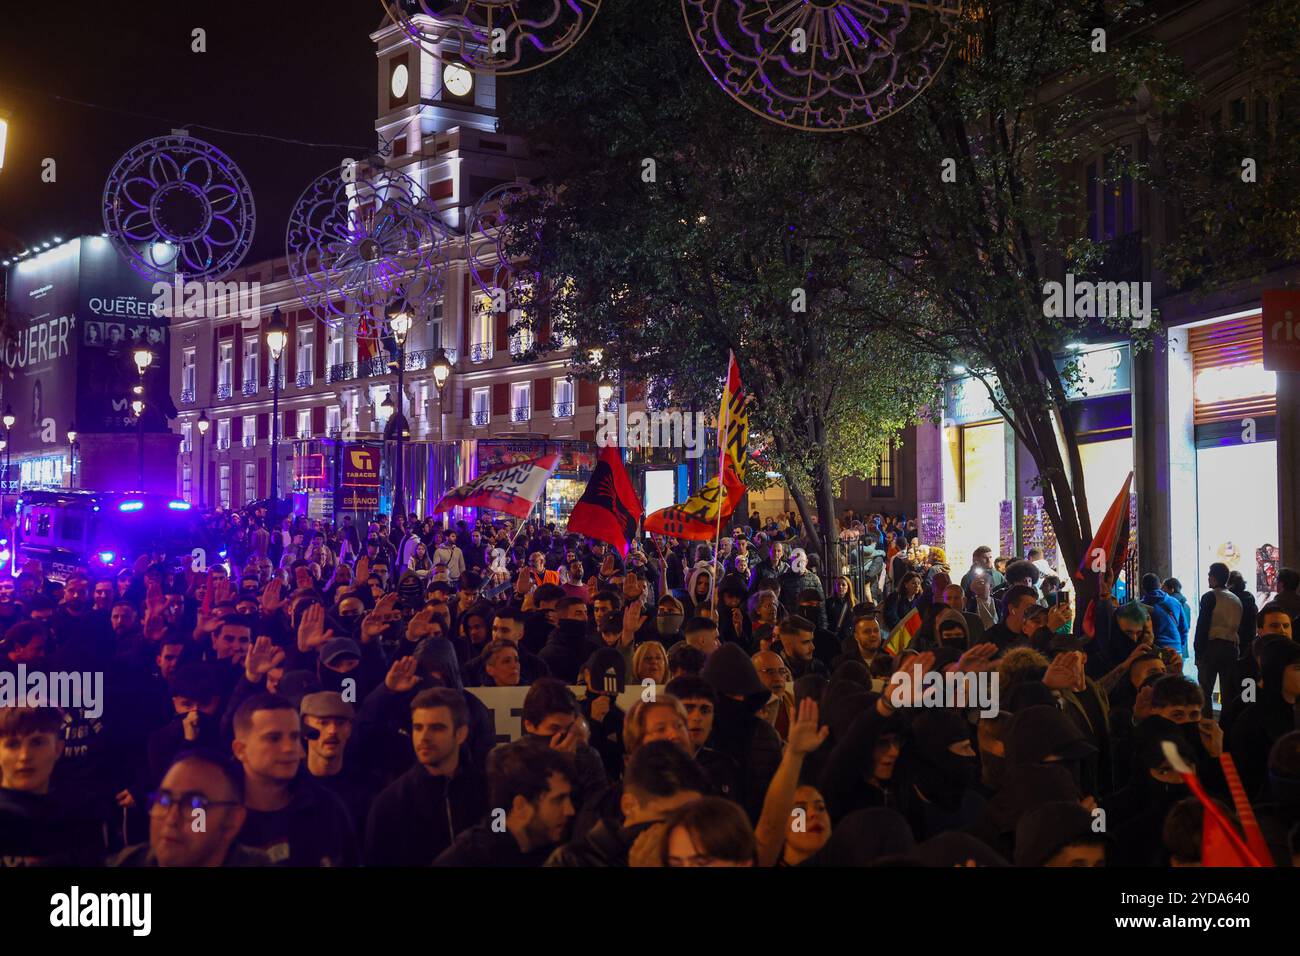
[656, 614, 683, 635]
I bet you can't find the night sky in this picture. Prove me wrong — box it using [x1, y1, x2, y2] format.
[0, 0, 382, 262]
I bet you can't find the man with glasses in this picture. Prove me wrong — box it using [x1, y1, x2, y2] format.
[113, 750, 271, 867]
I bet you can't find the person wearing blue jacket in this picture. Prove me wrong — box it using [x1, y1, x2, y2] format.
[1139, 573, 1185, 652]
[1161, 577, 1193, 654]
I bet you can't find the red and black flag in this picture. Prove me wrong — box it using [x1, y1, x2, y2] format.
[567, 445, 644, 556]
[1075, 471, 1133, 581]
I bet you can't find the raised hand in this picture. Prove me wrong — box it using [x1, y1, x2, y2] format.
[182, 708, 201, 742]
[297, 602, 334, 653]
[362, 592, 401, 643]
[385, 656, 420, 694]
[787, 698, 829, 756]
[954, 642, 999, 674]
[259, 579, 285, 615]
[1133, 684, 1155, 722]
[1199, 718, 1224, 757]
[407, 604, 438, 642]
[882, 651, 935, 713]
[246, 634, 286, 682]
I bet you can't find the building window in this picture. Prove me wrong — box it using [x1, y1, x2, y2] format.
[1085, 146, 1136, 243]
[219, 464, 231, 509]
[242, 338, 259, 394]
[296, 327, 314, 385]
[553, 377, 575, 418]
[326, 406, 342, 436]
[471, 387, 491, 426]
[297, 409, 311, 439]
[243, 462, 256, 505]
[870, 445, 897, 497]
[511, 381, 531, 422]
[242, 415, 257, 448]
[327, 328, 345, 369]
[470, 293, 494, 362]
[509, 310, 535, 356]
[216, 419, 231, 450]
[428, 298, 444, 352]
[182, 462, 192, 503]
[217, 342, 233, 394]
[181, 349, 197, 402]
[181, 422, 193, 454]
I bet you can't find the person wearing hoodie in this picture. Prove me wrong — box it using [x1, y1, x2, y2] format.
[779, 550, 824, 615]
[700, 643, 784, 822]
[1014, 801, 1107, 866]
[1256, 730, 1300, 865]
[1229, 639, 1300, 797]
[364, 687, 488, 866]
[801, 807, 915, 866]
[818, 687, 906, 820]
[716, 576, 751, 647]
[1105, 716, 1196, 865]
[682, 564, 717, 620]
[537, 598, 600, 684]
[546, 740, 709, 867]
[145, 662, 227, 790]
[578, 648, 628, 780]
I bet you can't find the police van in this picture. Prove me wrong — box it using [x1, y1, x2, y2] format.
[9, 488, 211, 582]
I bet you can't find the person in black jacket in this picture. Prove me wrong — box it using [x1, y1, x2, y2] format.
[231, 693, 358, 866]
[365, 687, 488, 866]
[434, 740, 576, 867]
[700, 643, 783, 822]
[546, 740, 709, 866]
[537, 598, 600, 684]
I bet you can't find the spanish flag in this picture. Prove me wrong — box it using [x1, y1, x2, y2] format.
[885, 609, 922, 656]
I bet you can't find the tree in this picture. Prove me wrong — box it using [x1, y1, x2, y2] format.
[496, 1, 942, 556]
[798, 0, 1198, 621]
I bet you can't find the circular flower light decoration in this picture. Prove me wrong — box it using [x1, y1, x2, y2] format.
[285, 164, 452, 340]
[101, 133, 256, 280]
[380, 0, 601, 75]
[465, 180, 542, 298]
[681, 0, 962, 132]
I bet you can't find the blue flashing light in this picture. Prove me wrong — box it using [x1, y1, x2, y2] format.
[119, 500, 144, 512]
[98, 550, 116, 563]
[93, 505, 100, 512]
[168, 500, 192, 511]
[218, 549, 228, 559]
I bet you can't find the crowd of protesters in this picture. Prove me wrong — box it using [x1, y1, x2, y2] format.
[2, 498, 1299, 868]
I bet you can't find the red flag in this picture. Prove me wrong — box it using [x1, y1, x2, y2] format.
[433, 454, 558, 518]
[567, 446, 643, 556]
[1161, 742, 1265, 867]
[1219, 752, 1275, 865]
[1075, 471, 1133, 581]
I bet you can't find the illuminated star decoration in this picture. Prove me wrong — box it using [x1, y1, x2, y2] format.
[380, 0, 601, 75]
[682, 0, 962, 132]
[101, 133, 256, 281]
[285, 165, 452, 340]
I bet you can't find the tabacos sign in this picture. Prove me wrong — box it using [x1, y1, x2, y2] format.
[1262, 290, 1300, 372]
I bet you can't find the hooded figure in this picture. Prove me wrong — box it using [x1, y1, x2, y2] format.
[802, 807, 916, 866]
[898, 710, 983, 841]
[1014, 801, 1104, 867]
[537, 616, 600, 685]
[684, 564, 716, 619]
[1105, 715, 1195, 865]
[931, 608, 971, 652]
[779, 549, 824, 612]
[700, 643, 784, 822]
[1229, 639, 1300, 797]
[970, 705, 1094, 859]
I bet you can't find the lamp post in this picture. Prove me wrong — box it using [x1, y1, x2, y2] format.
[196, 409, 210, 509]
[67, 423, 78, 488]
[388, 309, 411, 519]
[132, 348, 152, 491]
[431, 347, 451, 428]
[2, 405, 13, 508]
[265, 308, 288, 522]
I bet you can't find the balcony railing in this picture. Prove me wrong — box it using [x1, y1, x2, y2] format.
[268, 370, 286, 390]
[552, 401, 574, 418]
[242, 380, 258, 396]
[470, 342, 493, 364]
[216, 383, 232, 400]
[180, 387, 195, 405]
[242, 435, 256, 448]
[511, 405, 531, 423]
[471, 409, 490, 426]
[296, 369, 314, 388]
[327, 362, 354, 384]
[216, 438, 231, 451]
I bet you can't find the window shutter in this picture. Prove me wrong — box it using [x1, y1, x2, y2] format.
[462, 387, 471, 419]
[495, 312, 508, 352]
[313, 406, 325, 434]
[493, 383, 508, 415]
[578, 379, 596, 407]
[232, 417, 243, 442]
[1189, 314, 1275, 424]
[258, 456, 266, 498]
[315, 328, 326, 378]
[233, 326, 244, 389]
[536, 377, 552, 409]
[257, 413, 268, 440]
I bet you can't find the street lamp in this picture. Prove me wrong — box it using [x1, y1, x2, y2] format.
[265, 308, 289, 522]
[598, 377, 615, 409]
[196, 409, 210, 509]
[0, 109, 9, 172]
[67, 423, 78, 488]
[3, 404, 14, 507]
[131, 350, 152, 490]
[430, 347, 451, 441]
[388, 308, 412, 519]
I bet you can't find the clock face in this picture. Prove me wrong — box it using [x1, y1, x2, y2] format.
[443, 63, 473, 98]
[390, 63, 409, 99]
